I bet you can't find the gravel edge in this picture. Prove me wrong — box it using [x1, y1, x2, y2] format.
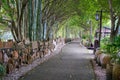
[91, 59, 106, 80]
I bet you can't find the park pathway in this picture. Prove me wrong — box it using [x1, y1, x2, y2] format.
[19, 40, 95, 80]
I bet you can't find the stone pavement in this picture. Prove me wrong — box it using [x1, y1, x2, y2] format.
[19, 40, 95, 80]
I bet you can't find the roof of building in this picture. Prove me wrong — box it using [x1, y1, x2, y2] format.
[96, 26, 111, 33]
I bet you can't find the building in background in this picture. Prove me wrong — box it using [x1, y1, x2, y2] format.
[95, 26, 111, 39]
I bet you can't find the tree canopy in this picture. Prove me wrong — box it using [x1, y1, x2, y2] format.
[0, 0, 120, 42]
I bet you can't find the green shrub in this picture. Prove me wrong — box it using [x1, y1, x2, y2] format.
[101, 36, 110, 51]
[0, 64, 6, 79]
[102, 36, 120, 64]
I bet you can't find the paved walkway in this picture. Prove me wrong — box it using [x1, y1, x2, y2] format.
[19, 40, 95, 80]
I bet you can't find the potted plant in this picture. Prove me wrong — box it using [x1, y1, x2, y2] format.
[103, 36, 120, 80]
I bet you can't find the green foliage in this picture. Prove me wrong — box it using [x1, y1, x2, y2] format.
[101, 36, 110, 50]
[0, 0, 120, 42]
[0, 64, 6, 78]
[112, 0, 120, 15]
[81, 33, 89, 40]
[102, 36, 120, 63]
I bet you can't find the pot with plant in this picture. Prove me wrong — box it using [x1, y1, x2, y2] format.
[103, 36, 120, 80]
[112, 51, 120, 80]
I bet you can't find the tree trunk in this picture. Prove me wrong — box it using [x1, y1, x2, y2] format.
[36, 0, 42, 40]
[108, 0, 116, 41]
[108, 0, 120, 41]
[43, 20, 47, 40]
[11, 20, 19, 42]
[28, 0, 33, 41]
[33, 0, 38, 41]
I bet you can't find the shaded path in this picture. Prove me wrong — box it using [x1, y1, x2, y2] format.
[19, 40, 95, 80]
